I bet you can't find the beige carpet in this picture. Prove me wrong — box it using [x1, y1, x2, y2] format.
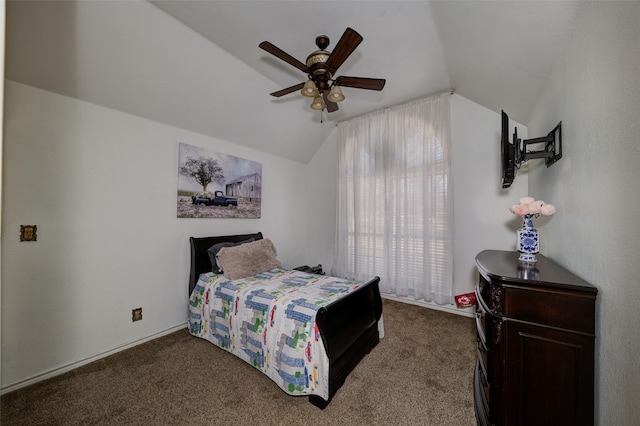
[1, 299, 477, 425]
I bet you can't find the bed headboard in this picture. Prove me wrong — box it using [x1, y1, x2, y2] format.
[188, 232, 264, 296]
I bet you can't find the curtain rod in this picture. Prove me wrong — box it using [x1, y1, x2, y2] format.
[335, 89, 455, 126]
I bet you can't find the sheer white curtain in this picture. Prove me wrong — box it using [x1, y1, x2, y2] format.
[332, 93, 453, 304]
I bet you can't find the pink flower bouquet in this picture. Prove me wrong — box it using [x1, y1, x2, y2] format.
[509, 196, 556, 217]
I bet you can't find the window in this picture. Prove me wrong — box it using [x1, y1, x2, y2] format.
[333, 94, 453, 304]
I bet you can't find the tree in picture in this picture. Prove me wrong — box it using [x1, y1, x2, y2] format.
[180, 156, 224, 192]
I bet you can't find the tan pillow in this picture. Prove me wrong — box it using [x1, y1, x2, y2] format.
[216, 238, 282, 280]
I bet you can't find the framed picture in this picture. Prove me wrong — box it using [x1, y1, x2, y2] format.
[177, 143, 262, 219]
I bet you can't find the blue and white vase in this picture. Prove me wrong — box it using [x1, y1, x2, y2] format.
[517, 214, 539, 263]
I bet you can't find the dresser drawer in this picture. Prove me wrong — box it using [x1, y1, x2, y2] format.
[477, 343, 488, 380]
[502, 286, 596, 334]
[475, 359, 490, 418]
[474, 362, 489, 426]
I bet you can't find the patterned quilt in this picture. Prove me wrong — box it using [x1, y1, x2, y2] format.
[188, 268, 366, 400]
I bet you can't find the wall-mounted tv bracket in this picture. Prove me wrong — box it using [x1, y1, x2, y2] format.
[519, 121, 562, 167]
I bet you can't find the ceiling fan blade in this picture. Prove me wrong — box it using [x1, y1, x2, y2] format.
[270, 82, 305, 97]
[323, 91, 339, 113]
[335, 76, 386, 91]
[325, 28, 363, 73]
[259, 41, 309, 73]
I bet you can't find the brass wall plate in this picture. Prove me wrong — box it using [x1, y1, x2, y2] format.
[132, 307, 143, 322]
[20, 225, 37, 242]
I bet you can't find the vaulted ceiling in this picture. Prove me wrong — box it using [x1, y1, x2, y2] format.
[5, 1, 584, 163]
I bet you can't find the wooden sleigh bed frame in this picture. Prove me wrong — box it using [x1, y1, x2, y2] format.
[188, 232, 383, 409]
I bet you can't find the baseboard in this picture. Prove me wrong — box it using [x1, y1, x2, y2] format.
[0, 322, 187, 395]
[381, 294, 475, 318]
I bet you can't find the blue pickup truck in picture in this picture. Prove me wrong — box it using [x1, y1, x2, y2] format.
[192, 190, 238, 207]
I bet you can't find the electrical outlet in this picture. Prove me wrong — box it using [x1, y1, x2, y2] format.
[132, 307, 143, 322]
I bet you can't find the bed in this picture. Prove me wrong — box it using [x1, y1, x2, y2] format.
[188, 232, 383, 409]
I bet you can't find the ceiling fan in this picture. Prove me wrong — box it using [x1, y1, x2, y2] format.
[259, 28, 386, 113]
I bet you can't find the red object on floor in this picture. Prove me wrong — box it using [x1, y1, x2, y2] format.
[454, 292, 477, 308]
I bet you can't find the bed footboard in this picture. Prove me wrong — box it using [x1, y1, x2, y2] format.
[311, 276, 382, 409]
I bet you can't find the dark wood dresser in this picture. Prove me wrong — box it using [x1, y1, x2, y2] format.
[474, 250, 597, 426]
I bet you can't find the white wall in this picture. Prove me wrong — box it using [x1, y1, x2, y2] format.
[305, 94, 528, 313]
[527, 2, 640, 424]
[304, 126, 338, 273]
[449, 94, 528, 299]
[1, 81, 309, 390]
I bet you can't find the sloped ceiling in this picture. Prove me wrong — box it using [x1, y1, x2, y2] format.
[5, 1, 584, 163]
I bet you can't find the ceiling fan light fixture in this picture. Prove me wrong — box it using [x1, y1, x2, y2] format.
[328, 86, 345, 102]
[310, 95, 326, 110]
[301, 80, 319, 97]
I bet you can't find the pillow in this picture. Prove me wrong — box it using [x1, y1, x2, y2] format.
[207, 238, 255, 273]
[216, 238, 282, 280]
